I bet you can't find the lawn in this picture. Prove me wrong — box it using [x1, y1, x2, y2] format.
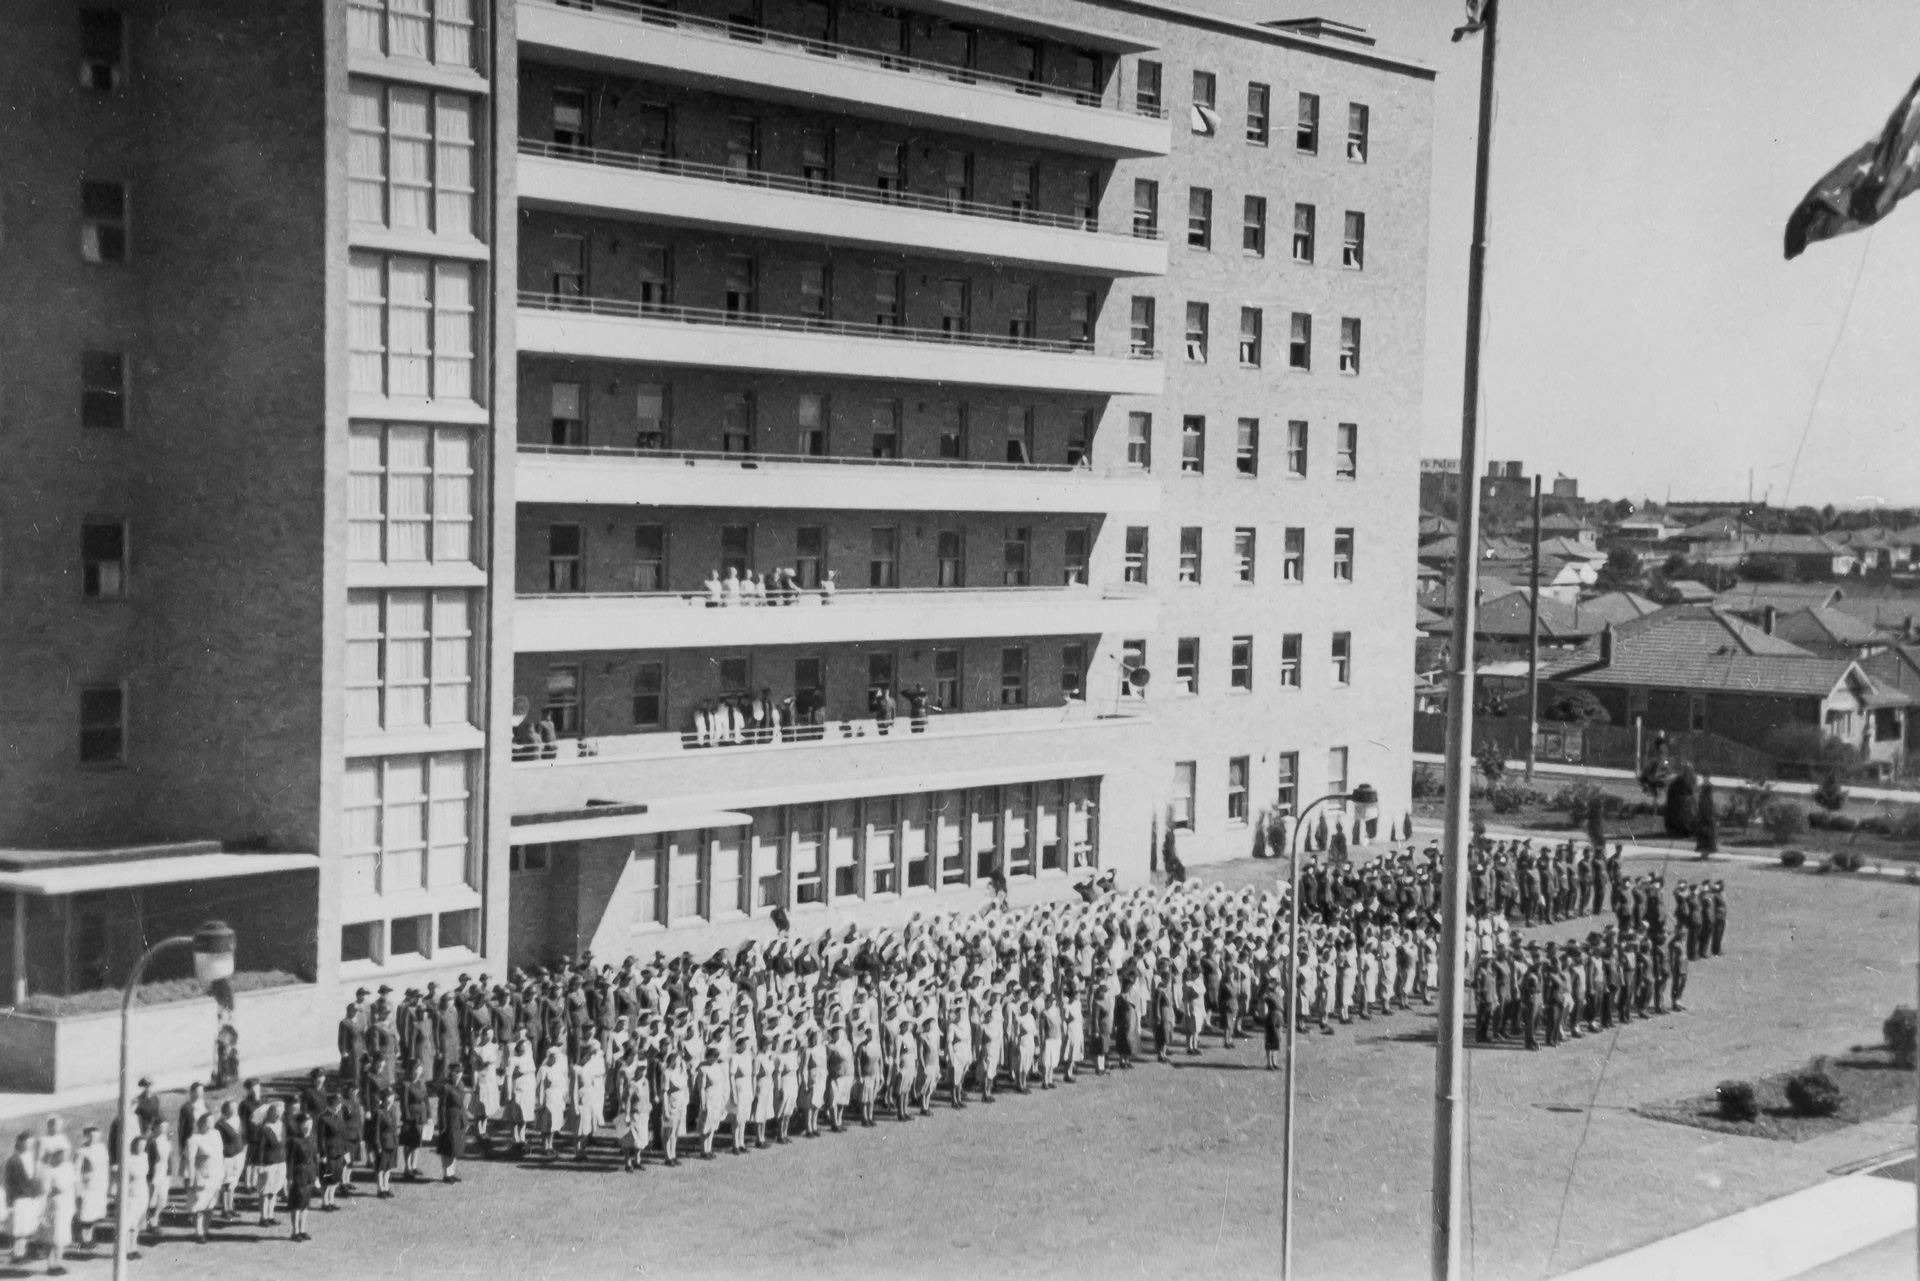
[1639, 1046, 1917, 1142]
[12, 853, 1919, 1281]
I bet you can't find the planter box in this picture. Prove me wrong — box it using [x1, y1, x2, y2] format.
[0, 981, 331, 1095]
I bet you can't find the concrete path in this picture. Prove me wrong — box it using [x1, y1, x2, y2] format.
[0, 1047, 324, 1124]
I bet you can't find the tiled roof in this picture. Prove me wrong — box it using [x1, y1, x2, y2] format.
[1711, 583, 1843, 613]
[1473, 591, 1597, 641]
[1574, 592, 1663, 627]
[1774, 605, 1886, 647]
[1538, 605, 1892, 698]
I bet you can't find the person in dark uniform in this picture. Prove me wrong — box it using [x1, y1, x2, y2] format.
[370, 1088, 399, 1199]
[285, 1111, 318, 1243]
[1709, 881, 1727, 956]
[1473, 955, 1497, 1044]
[435, 1075, 471, 1184]
[1541, 950, 1564, 1048]
[1517, 950, 1542, 1051]
[316, 1094, 350, 1211]
[398, 1061, 430, 1181]
[1261, 986, 1283, 1070]
[338, 1005, 367, 1086]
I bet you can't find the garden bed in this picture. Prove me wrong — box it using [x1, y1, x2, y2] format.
[16, 969, 304, 1018]
[1636, 1047, 1914, 1141]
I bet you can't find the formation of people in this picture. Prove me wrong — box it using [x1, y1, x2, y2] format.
[700, 565, 837, 608]
[684, 682, 942, 749]
[0, 841, 1729, 1269]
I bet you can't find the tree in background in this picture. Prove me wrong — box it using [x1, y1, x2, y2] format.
[1594, 546, 1644, 593]
[1663, 766, 1699, 838]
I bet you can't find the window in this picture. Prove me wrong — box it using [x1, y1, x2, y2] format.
[1276, 752, 1299, 815]
[1061, 643, 1087, 700]
[635, 383, 670, 449]
[792, 805, 826, 905]
[341, 751, 474, 904]
[1348, 103, 1370, 163]
[724, 254, 757, 313]
[1230, 637, 1253, 691]
[1283, 527, 1305, 581]
[797, 392, 828, 455]
[389, 914, 431, 960]
[637, 102, 672, 161]
[79, 685, 125, 763]
[1175, 637, 1199, 694]
[1233, 418, 1259, 477]
[1067, 409, 1093, 465]
[636, 244, 670, 308]
[720, 525, 751, 577]
[1328, 746, 1349, 800]
[348, 84, 476, 235]
[347, 423, 474, 564]
[670, 839, 705, 920]
[439, 908, 480, 952]
[1239, 308, 1262, 366]
[1227, 756, 1249, 822]
[551, 88, 589, 149]
[1243, 196, 1267, 256]
[1181, 415, 1204, 472]
[1071, 169, 1099, 229]
[1332, 632, 1352, 685]
[1127, 411, 1152, 468]
[1009, 163, 1039, 220]
[1292, 203, 1316, 263]
[873, 270, 902, 327]
[1336, 422, 1358, 478]
[543, 664, 581, 736]
[1136, 60, 1163, 114]
[1333, 527, 1354, 581]
[718, 657, 751, 701]
[1006, 286, 1035, 341]
[1340, 317, 1362, 374]
[1124, 526, 1148, 584]
[933, 649, 962, 712]
[725, 115, 760, 173]
[1064, 528, 1090, 585]
[509, 844, 549, 874]
[1171, 762, 1196, 829]
[548, 381, 584, 446]
[868, 799, 899, 896]
[81, 519, 127, 599]
[794, 657, 825, 707]
[345, 589, 474, 732]
[547, 523, 582, 591]
[80, 9, 125, 91]
[1187, 187, 1212, 249]
[81, 181, 127, 263]
[795, 526, 824, 589]
[1120, 639, 1147, 698]
[1000, 647, 1028, 707]
[1297, 92, 1320, 153]
[801, 126, 833, 189]
[866, 653, 895, 706]
[633, 524, 665, 592]
[1184, 303, 1208, 363]
[722, 391, 755, 453]
[938, 279, 970, 334]
[936, 402, 966, 459]
[1192, 70, 1216, 111]
[1178, 526, 1201, 584]
[876, 142, 906, 200]
[936, 529, 965, 587]
[1191, 71, 1217, 133]
[868, 526, 898, 588]
[1289, 312, 1312, 370]
[348, 253, 475, 401]
[1343, 211, 1366, 268]
[546, 232, 585, 298]
[633, 661, 664, 728]
[798, 262, 830, 318]
[1068, 290, 1095, 346]
[1132, 178, 1159, 237]
[870, 398, 900, 458]
[1003, 525, 1031, 586]
[941, 149, 974, 209]
[80, 351, 125, 430]
[1129, 297, 1156, 356]
[1287, 420, 1309, 476]
[1280, 634, 1302, 687]
[349, 0, 476, 67]
[1233, 527, 1256, 582]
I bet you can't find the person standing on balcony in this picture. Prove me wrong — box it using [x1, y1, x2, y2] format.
[870, 685, 896, 736]
[905, 684, 934, 733]
[703, 569, 723, 607]
[722, 567, 742, 607]
[819, 569, 838, 604]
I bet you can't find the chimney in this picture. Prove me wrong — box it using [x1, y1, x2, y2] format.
[1599, 623, 1614, 666]
[1762, 605, 1776, 635]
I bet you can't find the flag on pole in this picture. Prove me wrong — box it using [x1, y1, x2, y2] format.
[1784, 71, 1920, 259]
[1453, 0, 1490, 41]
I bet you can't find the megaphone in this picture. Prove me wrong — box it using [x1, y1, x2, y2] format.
[1127, 667, 1151, 690]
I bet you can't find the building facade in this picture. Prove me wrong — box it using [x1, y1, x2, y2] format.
[0, 0, 1431, 1079]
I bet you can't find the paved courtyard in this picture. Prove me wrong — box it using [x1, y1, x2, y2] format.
[13, 851, 1918, 1281]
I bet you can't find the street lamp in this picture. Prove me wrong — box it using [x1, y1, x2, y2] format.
[1280, 783, 1378, 1281]
[114, 921, 235, 1281]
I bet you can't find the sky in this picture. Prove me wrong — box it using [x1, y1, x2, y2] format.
[1192, 0, 1920, 508]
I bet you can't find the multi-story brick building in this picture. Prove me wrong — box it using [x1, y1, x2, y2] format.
[0, 0, 1430, 1088]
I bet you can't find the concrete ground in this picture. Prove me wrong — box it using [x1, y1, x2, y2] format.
[8, 852, 1917, 1281]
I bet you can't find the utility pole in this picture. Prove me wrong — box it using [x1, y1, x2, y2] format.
[1526, 474, 1541, 783]
[1433, 4, 1498, 1280]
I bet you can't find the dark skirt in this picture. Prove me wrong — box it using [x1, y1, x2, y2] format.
[436, 1118, 466, 1160]
[400, 1121, 424, 1149]
[374, 1147, 396, 1173]
[322, 1155, 347, 1185]
[1113, 997, 1135, 1056]
[1264, 1019, 1283, 1052]
[286, 1167, 315, 1210]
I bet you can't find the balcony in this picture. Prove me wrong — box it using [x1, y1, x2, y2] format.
[517, 294, 1166, 396]
[516, 446, 1163, 515]
[518, 0, 1171, 159]
[510, 701, 1151, 815]
[513, 584, 1159, 653]
[518, 142, 1168, 278]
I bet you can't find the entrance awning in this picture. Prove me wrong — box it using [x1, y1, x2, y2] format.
[510, 809, 753, 845]
[0, 851, 319, 897]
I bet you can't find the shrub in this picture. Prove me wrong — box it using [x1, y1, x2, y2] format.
[1488, 781, 1544, 815]
[1813, 769, 1848, 812]
[1807, 809, 1831, 830]
[1831, 848, 1865, 872]
[1784, 1067, 1843, 1117]
[1763, 801, 1808, 844]
[1476, 740, 1507, 784]
[1857, 815, 1891, 836]
[1895, 809, 1920, 844]
[1885, 1007, 1917, 1068]
[1715, 1080, 1758, 1122]
[1828, 814, 1860, 834]
[1779, 848, 1807, 868]
[1663, 768, 1699, 838]
[1553, 781, 1612, 823]
[1411, 764, 1445, 799]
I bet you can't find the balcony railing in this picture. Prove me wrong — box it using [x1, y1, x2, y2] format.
[523, 582, 1137, 610]
[525, 0, 1166, 120]
[513, 699, 1147, 765]
[519, 139, 1162, 241]
[521, 291, 1125, 358]
[519, 443, 1100, 474]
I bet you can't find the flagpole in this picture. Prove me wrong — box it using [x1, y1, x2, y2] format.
[1433, 3, 1499, 1280]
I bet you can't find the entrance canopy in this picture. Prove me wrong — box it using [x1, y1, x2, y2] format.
[0, 842, 319, 898]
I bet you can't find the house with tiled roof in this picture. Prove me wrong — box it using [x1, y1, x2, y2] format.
[1769, 605, 1891, 658]
[1574, 591, 1663, 628]
[1539, 606, 1909, 771]
[1711, 582, 1844, 618]
[1838, 526, 1905, 572]
[1692, 533, 1856, 578]
[1666, 579, 1718, 604]
[1536, 512, 1597, 546]
[1862, 645, 1920, 751]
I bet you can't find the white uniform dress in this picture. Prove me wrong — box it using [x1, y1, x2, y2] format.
[75, 1142, 109, 1226]
[187, 1131, 222, 1214]
[474, 1040, 502, 1119]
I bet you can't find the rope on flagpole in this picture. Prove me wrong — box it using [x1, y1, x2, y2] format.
[1780, 228, 1874, 510]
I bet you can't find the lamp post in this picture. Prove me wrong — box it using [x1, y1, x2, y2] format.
[1280, 782, 1378, 1281]
[113, 920, 235, 1281]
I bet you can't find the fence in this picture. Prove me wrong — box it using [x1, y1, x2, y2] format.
[1412, 713, 1779, 781]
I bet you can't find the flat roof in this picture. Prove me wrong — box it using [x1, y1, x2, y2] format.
[0, 852, 319, 898]
[1088, 0, 1434, 79]
[510, 808, 753, 844]
[907, 0, 1160, 54]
